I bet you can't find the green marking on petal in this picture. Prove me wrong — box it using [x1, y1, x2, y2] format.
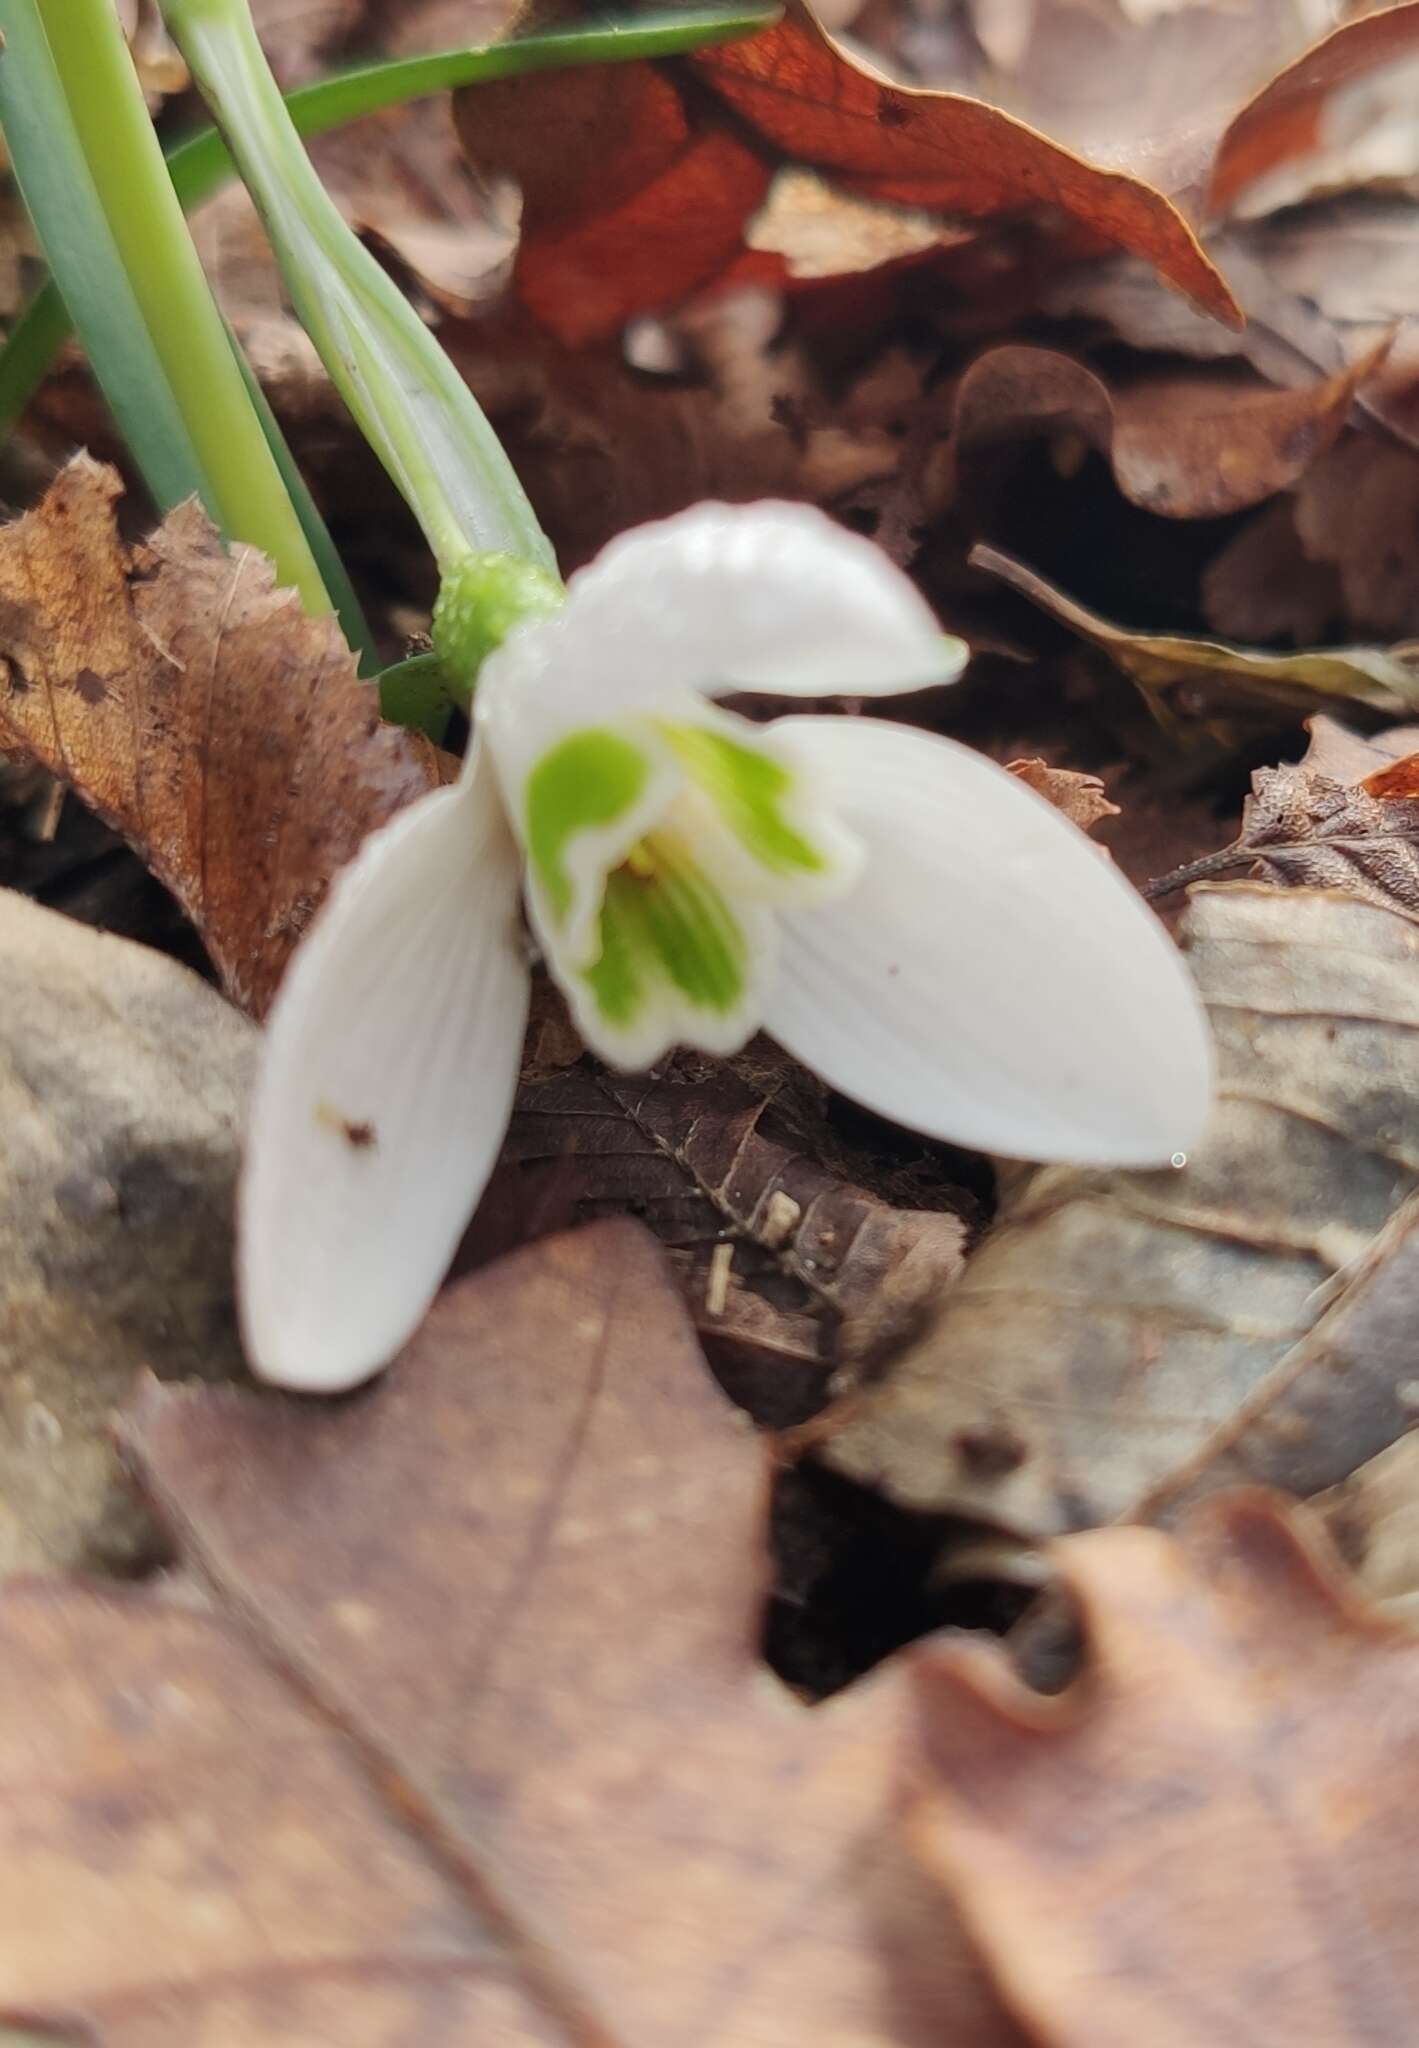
[524, 728, 652, 924]
[655, 720, 826, 878]
[579, 832, 749, 1041]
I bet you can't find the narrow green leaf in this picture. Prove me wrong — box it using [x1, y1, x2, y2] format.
[0, 0, 209, 509]
[0, 0, 333, 617]
[231, 336, 380, 672]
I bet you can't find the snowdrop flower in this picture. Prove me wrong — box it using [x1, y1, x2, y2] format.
[241, 502, 1212, 1392]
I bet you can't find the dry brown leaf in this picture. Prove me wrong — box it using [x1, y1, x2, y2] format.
[1005, 757, 1119, 834]
[1133, 1185, 1419, 1526]
[908, 1490, 1419, 2046]
[817, 884, 1419, 1539]
[0, 1221, 1027, 2048]
[1198, 497, 1345, 647]
[455, 0, 1236, 346]
[443, 293, 928, 571]
[478, 1062, 970, 1421]
[972, 542, 1419, 719]
[0, 458, 437, 1016]
[1144, 760, 1419, 915]
[1209, 0, 1419, 217]
[953, 342, 1378, 519]
[1292, 438, 1419, 641]
[0, 892, 253, 1576]
[927, 0, 1334, 194]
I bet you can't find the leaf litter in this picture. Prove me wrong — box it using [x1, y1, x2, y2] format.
[12, 0, 1419, 2037]
[7, 1226, 1419, 2042]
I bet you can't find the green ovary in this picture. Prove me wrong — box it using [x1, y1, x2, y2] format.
[581, 832, 748, 1033]
[655, 720, 826, 879]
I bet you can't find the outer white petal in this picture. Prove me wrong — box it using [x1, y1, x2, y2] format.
[761, 718, 1214, 1165]
[476, 501, 964, 746]
[239, 752, 530, 1392]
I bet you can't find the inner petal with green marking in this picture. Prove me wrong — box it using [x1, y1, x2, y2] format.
[569, 828, 767, 1067]
[516, 708, 856, 1066]
[653, 714, 861, 901]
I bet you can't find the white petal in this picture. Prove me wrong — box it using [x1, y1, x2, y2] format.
[761, 718, 1213, 1165]
[476, 501, 964, 745]
[239, 753, 530, 1392]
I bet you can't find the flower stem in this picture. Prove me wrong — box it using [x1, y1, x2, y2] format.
[162, 0, 557, 581]
[28, 0, 331, 615]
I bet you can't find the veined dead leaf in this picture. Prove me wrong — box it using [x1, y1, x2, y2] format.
[0, 458, 437, 1016]
[953, 342, 1382, 519]
[1143, 759, 1419, 916]
[455, 0, 1236, 346]
[972, 542, 1419, 719]
[910, 1491, 1419, 2046]
[817, 884, 1419, 1539]
[480, 1062, 971, 1422]
[0, 1222, 1027, 2048]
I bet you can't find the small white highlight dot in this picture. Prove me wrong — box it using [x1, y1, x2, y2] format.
[1170, 1152, 1187, 1170]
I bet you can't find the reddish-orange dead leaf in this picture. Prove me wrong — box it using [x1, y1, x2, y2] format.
[457, 1, 1236, 345]
[907, 1491, 1419, 2046]
[0, 457, 437, 1016]
[77, 1221, 1023, 2048]
[1209, 0, 1419, 217]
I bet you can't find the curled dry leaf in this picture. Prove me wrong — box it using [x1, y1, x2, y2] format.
[0, 893, 253, 1577]
[818, 884, 1419, 1539]
[909, 1491, 1419, 2047]
[1005, 758, 1118, 835]
[454, 0, 1236, 346]
[973, 542, 1419, 719]
[1144, 757, 1419, 916]
[0, 1222, 1027, 2048]
[481, 1063, 971, 1423]
[0, 458, 437, 1017]
[953, 342, 1378, 519]
[1208, 0, 1419, 217]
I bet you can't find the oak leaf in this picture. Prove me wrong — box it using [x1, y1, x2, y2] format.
[0, 457, 437, 1016]
[454, 0, 1236, 346]
[909, 1491, 1419, 2046]
[0, 1222, 1023, 2047]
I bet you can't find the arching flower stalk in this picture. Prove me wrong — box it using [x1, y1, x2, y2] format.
[242, 502, 1214, 1393]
